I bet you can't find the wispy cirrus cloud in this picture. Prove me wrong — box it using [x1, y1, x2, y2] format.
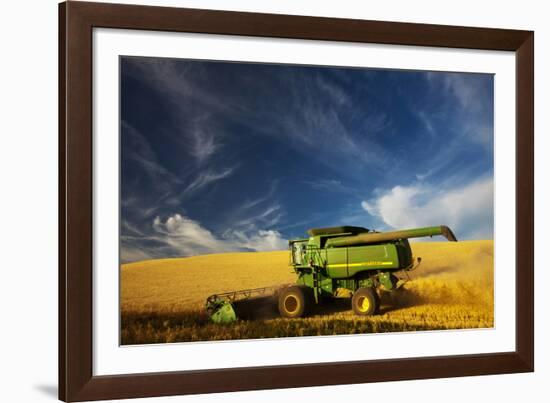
[123, 58, 232, 165]
[400, 71, 494, 183]
[276, 74, 391, 171]
[124, 58, 395, 180]
[190, 123, 220, 164]
[303, 178, 357, 194]
[424, 71, 494, 147]
[123, 57, 233, 114]
[122, 121, 182, 188]
[315, 73, 352, 106]
[184, 167, 235, 195]
[163, 166, 237, 206]
[121, 121, 235, 214]
[212, 180, 286, 235]
[181, 167, 236, 197]
[218, 69, 395, 178]
[230, 204, 284, 232]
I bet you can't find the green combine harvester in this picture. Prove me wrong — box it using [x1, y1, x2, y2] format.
[206, 225, 457, 323]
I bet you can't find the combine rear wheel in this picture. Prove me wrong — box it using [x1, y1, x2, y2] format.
[352, 287, 379, 316]
[278, 285, 311, 318]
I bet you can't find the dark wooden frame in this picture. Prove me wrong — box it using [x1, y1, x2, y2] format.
[59, 1, 534, 401]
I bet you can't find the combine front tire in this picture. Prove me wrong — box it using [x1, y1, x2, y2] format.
[352, 287, 379, 316]
[278, 285, 310, 318]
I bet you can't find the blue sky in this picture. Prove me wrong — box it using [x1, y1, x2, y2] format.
[120, 56, 494, 263]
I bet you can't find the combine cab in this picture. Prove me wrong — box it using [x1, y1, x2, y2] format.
[206, 225, 457, 322]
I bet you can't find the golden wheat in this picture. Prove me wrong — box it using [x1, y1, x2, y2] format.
[121, 240, 494, 344]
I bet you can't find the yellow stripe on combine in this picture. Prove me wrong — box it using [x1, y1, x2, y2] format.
[327, 261, 394, 268]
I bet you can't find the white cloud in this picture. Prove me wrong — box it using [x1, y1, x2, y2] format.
[149, 213, 288, 258]
[223, 229, 288, 252]
[152, 214, 227, 255]
[361, 177, 494, 239]
[247, 230, 288, 251]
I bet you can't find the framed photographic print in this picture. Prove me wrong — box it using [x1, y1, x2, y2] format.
[59, 1, 534, 401]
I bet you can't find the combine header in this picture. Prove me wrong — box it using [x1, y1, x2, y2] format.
[206, 285, 288, 324]
[206, 225, 457, 323]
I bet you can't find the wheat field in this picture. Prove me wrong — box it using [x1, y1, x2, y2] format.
[121, 240, 494, 344]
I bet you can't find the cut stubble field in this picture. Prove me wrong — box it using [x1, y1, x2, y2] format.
[121, 240, 494, 344]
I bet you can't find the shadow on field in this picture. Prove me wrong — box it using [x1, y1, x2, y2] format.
[310, 298, 352, 316]
[234, 295, 359, 319]
[233, 291, 426, 319]
[232, 296, 279, 320]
